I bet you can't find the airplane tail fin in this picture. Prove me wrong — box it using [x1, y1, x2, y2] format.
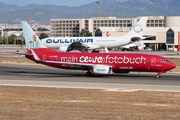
[21, 21, 58, 62]
[124, 17, 148, 42]
[21, 21, 47, 50]
[21, 21, 58, 54]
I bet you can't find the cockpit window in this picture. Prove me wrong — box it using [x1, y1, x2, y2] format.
[161, 60, 169, 62]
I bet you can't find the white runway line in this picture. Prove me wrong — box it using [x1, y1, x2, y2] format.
[0, 79, 180, 92]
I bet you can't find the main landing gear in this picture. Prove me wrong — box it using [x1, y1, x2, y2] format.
[91, 49, 99, 53]
[85, 69, 93, 77]
[85, 71, 92, 76]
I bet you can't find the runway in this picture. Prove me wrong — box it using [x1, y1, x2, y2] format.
[0, 63, 180, 92]
[0, 47, 180, 58]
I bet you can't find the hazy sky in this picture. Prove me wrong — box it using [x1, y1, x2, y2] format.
[2, 0, 96, 6]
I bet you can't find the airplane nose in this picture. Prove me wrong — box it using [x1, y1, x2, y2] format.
[169, 62, 176, 70]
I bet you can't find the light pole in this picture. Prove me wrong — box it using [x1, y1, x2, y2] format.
[96, 1, 102, 32]
[96, 1, 102, 19]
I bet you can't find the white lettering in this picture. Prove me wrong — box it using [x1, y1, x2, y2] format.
[79, 56, 84, 62]
[84, 56, 88, 63]
[135, 57, 140, 64]
[124, 56, 129, 64]
[53, 55, 146, 65]
[109, 57, 114, 63]
[117, 57, 123, 64]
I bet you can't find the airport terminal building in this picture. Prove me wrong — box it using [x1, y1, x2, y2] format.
[50, 16, 180, 51]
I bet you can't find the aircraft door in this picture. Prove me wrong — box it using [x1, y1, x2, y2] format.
[43, 55, 46, 63]
[151, 57, 156, 66]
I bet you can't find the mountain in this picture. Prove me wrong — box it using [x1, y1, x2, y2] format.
[0, 8, 69, 24]
[0, 0, 180, 24]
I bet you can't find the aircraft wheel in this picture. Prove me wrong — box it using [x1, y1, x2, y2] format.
[85, 72, 92, 77]
[156, 74, 160, 78]
[92, 50, 99, 53]
[131, 48, 135, 51]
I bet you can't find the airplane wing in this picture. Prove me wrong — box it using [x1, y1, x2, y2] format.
[46, 60, 96, 68]
[142, 35, 156, 40]
[82, 43, 101, 49]
[67, 41, 100, 52]
[31, 49, 113, 75]
[31, 49, 109, 69]
[67, 41, 87, 52]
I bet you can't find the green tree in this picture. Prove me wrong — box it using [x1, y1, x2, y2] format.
[3, 37, 13, 44]
[37, 28, 49, 31]
[11, 35, 17, 44]
[2, 35, 17, 44]
[79, 29, 92, 37]
[4, 28, 22, 31]
[16, 39, 24, 44]
[39, 33, 48, 39]
[0, 32, 2, 44]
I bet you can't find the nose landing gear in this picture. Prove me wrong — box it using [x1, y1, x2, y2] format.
[156, 74, 160, 78]
[157, 71, 166, 78]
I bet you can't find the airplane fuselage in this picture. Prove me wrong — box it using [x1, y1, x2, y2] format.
[26, 48, 175, 73]
[41, 36, 130, 49]
[41, 17, 148, 52]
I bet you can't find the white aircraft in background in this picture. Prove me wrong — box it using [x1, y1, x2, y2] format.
[106, 31, 146, 51]
[41, 17, 148, 52]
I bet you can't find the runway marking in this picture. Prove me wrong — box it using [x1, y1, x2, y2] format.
[0, 79, 180, 88]
[0, 79, 180, 92]
[133, 103, 173, 107]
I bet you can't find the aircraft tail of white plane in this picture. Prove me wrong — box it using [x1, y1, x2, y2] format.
[123, 17, 148, 41]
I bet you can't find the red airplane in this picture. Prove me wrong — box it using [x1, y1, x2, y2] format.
[21, 21, 176, 78]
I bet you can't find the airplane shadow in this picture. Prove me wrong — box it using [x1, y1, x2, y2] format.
[2, 70, 167, 79]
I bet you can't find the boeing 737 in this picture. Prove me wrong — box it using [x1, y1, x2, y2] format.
[21, 21, 176, 78]
[41, 17, 148, 52]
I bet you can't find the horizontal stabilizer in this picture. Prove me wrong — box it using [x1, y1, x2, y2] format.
[31, 49, 41, 61]
[7, 52, 33, 56]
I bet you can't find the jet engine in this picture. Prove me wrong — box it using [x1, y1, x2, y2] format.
[131, 37, 141, 42]
[59, 46, 68, 52]
[93, 65, 112, 75]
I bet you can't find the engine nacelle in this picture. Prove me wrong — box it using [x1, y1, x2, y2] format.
[59, 46, 68, 52]
[131, 37, 141, 42]
[93, 65, 112, 75]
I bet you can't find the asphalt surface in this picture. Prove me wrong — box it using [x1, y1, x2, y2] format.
[0, 63, 180, 92]
[1, 47, 180, 58]
[0, 48, 26, 57]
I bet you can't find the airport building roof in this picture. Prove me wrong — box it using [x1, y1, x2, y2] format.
[144, 27, 169, 32]
[171, 27, 180, 32]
